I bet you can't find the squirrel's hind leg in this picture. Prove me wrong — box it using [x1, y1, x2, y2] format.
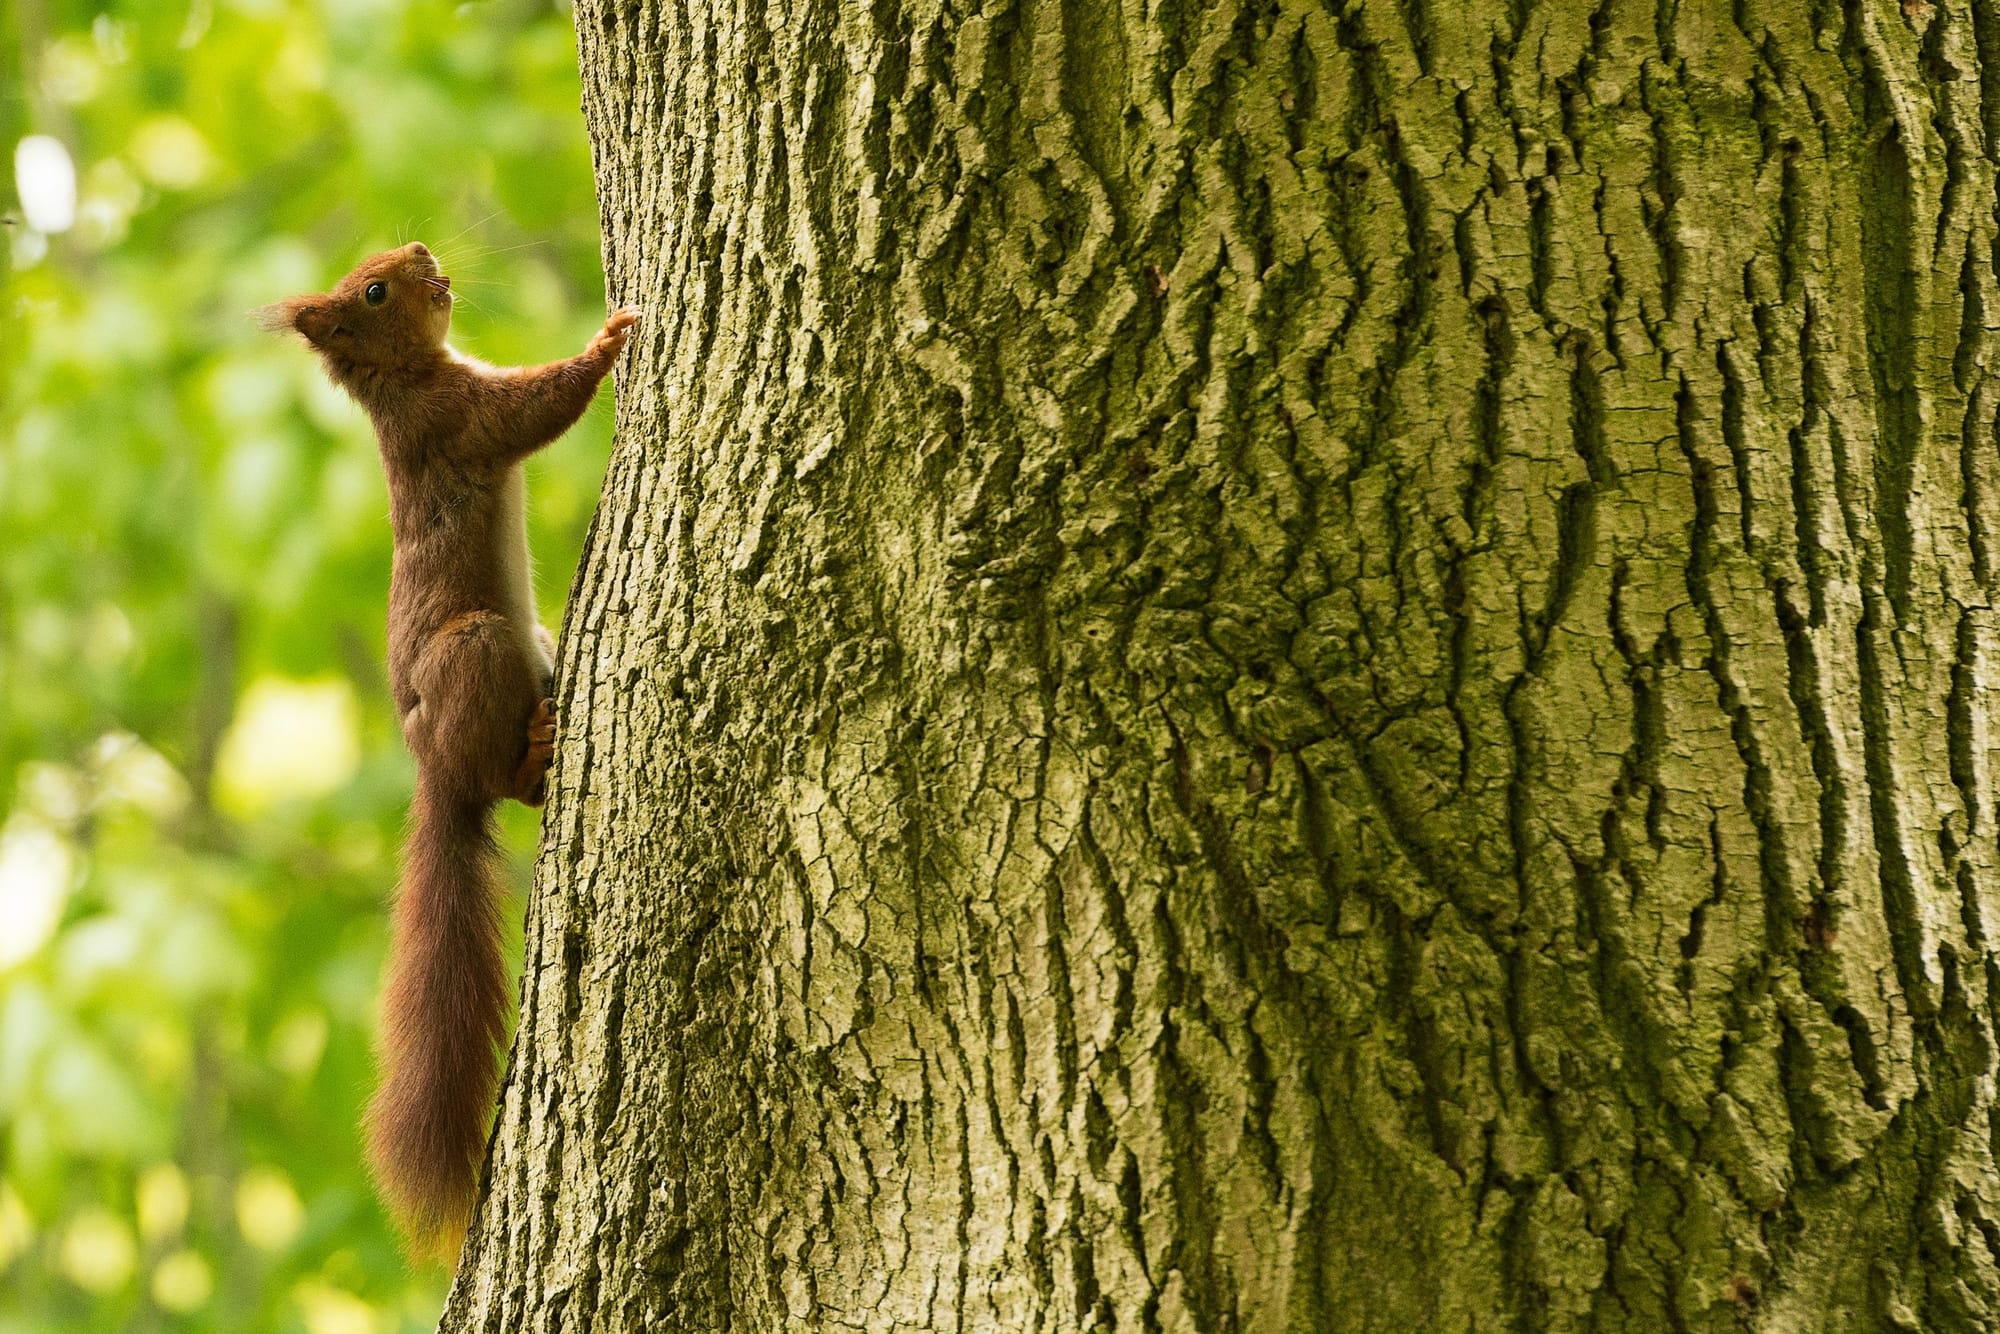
[513, 624, 558, 806]
[512, 698, 557, 807]
[404, 612, 544, 805]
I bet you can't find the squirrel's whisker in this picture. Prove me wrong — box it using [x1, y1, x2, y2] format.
[433, 210, 503, 251]
[437, 241, 545, 266]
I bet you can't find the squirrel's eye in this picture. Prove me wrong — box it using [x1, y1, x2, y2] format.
[365, 282, 388, 306]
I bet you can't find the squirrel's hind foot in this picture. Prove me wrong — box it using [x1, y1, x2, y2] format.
[511, 697, 557, 807]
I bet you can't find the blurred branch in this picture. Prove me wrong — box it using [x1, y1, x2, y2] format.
[184, 592, 239, 815]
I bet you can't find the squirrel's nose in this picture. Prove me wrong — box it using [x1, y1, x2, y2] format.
[409, 242, 430, 258]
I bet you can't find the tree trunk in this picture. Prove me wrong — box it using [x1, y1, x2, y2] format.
[443, 0, 2000, 1328]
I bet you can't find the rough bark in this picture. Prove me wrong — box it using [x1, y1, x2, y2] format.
[443, 0, 2000, 1328]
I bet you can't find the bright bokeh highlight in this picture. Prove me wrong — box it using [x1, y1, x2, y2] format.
[59, 1209, 135, 1294]
[213, 677, 363, 817]
[0, 819, 76, 970]
[14, 134, 77, 233]
[152, 1248, 216, 1313]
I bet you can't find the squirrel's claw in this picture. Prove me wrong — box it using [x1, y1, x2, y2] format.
[512, 698, 558, 807]
[590, 307, 639, 361]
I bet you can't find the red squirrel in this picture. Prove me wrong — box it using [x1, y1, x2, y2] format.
[262, 242, 637, 1256]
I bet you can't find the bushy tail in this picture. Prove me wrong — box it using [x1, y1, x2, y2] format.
[365, 775, 510, 1260]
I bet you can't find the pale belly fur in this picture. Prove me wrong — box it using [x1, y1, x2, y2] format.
[494, 465, 552, 681]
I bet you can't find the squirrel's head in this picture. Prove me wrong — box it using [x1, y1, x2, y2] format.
[259, 242, 453, 367]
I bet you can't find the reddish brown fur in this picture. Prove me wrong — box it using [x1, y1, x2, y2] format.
[264, 243, 636, 1258]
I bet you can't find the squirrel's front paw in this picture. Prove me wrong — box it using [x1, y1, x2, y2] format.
[591, 307, 640, 359]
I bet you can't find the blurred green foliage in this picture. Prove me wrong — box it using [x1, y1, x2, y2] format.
[0, 1, 614, 1328]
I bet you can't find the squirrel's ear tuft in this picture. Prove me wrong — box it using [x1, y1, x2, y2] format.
[252, 297, 300, 333]
[254, 296, 331, 345]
